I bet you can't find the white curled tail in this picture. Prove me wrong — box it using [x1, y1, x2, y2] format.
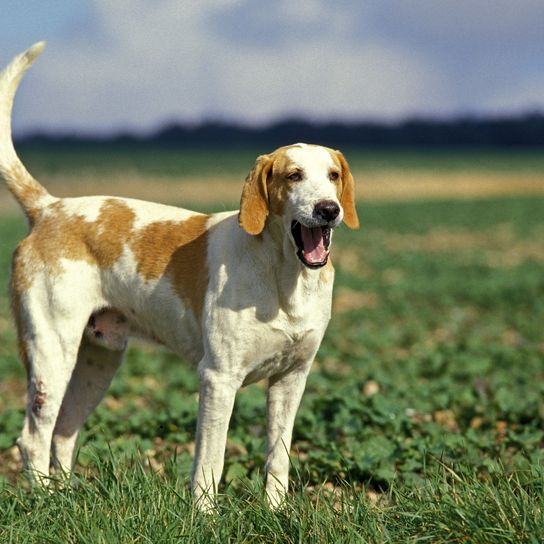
[0, 42, 55, 222]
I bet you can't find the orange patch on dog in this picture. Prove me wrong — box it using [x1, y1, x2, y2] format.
[89, 199, 136, 268]
[132, 214, 209, 319]
[267, 150, 294, 217]
[5, 163, 50, 225]
[10, 199, 137, 372]
[239, 155, 273, 235]
[10, 199, 136, 293]
[10, 239, 35, 294]
[331, 150, 359, 230]
[9, 286, 30, 376]
[239, 145, 319, 234]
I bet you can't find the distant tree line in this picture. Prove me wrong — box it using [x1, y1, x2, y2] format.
[18, 114, 544, 148]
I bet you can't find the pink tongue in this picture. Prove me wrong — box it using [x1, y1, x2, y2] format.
[301, 226, 327, 264]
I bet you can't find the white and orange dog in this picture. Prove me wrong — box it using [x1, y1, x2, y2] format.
[0, 43, 358, 508]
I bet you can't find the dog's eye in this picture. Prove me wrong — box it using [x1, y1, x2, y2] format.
[329, 171, 339, 182]
[287, 172, 302, 182]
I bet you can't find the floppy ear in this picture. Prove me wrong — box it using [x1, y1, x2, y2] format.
[239, 154, 273, 235]
[335, 150, 360, 229]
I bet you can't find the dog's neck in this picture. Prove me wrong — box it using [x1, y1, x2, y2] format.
[233, 212, 332, 291]
[261, 214, 332, 304]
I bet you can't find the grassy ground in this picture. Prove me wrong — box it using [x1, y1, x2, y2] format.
[15, 145, 544, 177]
[1, 147, 544, 217]
[0, 149, 544, 541]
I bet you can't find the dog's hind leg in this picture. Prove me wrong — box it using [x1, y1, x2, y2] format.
[52, 338, 125, 473]
[13, 260, 102, 483]
[15, 307, 89, 483]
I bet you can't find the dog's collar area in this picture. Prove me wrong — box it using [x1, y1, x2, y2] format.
[291, 220, 331, 269]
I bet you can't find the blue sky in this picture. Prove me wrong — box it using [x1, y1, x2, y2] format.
[2, 0, 543, 135]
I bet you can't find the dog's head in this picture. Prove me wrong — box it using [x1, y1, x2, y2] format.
[239, 143, 359, 269]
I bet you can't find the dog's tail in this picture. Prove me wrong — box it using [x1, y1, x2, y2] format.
[0, 42, 55, 222]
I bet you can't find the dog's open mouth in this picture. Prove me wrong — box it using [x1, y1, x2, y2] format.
[291, 221, 331, 268]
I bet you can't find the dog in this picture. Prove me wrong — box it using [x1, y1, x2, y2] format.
[0, 43, 359, 509]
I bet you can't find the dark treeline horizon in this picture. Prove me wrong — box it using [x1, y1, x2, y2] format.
[16, 113, 544, 149]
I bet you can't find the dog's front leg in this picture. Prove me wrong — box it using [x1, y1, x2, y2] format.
[265, 362, 312, 508]
[191, 366, 240, 511]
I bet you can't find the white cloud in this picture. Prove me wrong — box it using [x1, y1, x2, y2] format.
[5, 0, 543, 135]
[211, 41, 455, 122]
[485, 76, 544, 115]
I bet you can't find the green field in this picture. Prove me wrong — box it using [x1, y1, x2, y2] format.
[1, 189, 544, 541]
[16, 144, 544, 178]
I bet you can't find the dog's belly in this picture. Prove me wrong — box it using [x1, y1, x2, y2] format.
[99, 259, 204, 363]
[85, 303, 204, 364]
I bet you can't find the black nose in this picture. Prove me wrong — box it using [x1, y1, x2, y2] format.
[314, 200, 340, 222]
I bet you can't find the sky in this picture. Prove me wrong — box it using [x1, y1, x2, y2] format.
[1, 0, 543, 136]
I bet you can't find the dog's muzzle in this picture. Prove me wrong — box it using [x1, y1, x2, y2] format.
[290, 201, 341, 269]
[291, 221, 332, 268]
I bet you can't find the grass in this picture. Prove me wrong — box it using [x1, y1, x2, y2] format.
[16, 144, 544, 178]
[2, 146, 543, 219]
[2, 458, 542, 543]
[1, 188, 544, 541]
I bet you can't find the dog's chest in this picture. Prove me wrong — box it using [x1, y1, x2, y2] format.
[237, 287, 331, 384]
[242, 327, 321, 385]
